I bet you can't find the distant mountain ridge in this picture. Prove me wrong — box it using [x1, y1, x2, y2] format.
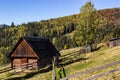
[0, 24, 8, 28]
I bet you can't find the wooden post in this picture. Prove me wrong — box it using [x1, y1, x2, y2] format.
[52, 56, 56, 80]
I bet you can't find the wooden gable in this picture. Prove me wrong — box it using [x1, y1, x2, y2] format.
[11, 39, 37, 58]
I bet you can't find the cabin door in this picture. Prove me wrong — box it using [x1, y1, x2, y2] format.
[21, 58, 27, 68]
[21, 58, 27, 64]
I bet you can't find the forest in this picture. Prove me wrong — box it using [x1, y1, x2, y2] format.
[0, 1, 120, 65]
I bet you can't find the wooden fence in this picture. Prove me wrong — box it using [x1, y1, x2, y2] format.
[0, 67, 12, 74]
[60, 60, 120, 80]
[14, 62, 38, 70]
[0, 62, 38, 74]
[59, 51, 81, 62]
[52, 56, 56, 80]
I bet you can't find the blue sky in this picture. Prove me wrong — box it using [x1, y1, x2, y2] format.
[0, 0, 120, 25]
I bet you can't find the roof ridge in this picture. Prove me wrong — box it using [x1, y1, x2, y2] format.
[23, 36, 48, 39]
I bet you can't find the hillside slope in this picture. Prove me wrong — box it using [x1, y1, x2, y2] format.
[0, 45, 120, 80]
[0, 8, 120, 50]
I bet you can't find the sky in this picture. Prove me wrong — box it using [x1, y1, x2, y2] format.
[0, 0, 120, 25]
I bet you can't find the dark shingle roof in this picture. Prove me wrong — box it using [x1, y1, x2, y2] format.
[24, 36, 60, 58]
[109, 38, 120, 41]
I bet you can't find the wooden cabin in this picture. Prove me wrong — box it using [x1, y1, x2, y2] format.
[109, 38, 120, 48]
[8, 36, 60, 70]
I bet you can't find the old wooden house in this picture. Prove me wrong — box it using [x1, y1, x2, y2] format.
[109, 38, 120, 48]
[8, 36, 60, 69]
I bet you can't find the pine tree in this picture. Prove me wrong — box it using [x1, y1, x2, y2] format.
[11, 22, 15, 27]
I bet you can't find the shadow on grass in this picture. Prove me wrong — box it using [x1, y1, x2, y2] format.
[92, 44, 108, 52]
[6, 65, 52, 80]
[92, 47, 101, 52]
[59, 57, 88, 67]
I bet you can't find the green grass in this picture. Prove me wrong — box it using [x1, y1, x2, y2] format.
[72, 64, 120, 80]
[61, 46, 120, 79]
[0, 45, 120, 80]
[0, 63, 11, 70]
[60, 47, 81, 56]
[0, 65, 52, 80]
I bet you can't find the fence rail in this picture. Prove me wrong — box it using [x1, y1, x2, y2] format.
[0, 67, 12, 74]
[85, 66, 120, 80]
[60, 60, 120, 80]
[0, 62, 38, 74]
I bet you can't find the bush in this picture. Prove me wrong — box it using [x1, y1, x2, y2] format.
[0, 53, 8, 65]
[63, 44, 68, 50]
